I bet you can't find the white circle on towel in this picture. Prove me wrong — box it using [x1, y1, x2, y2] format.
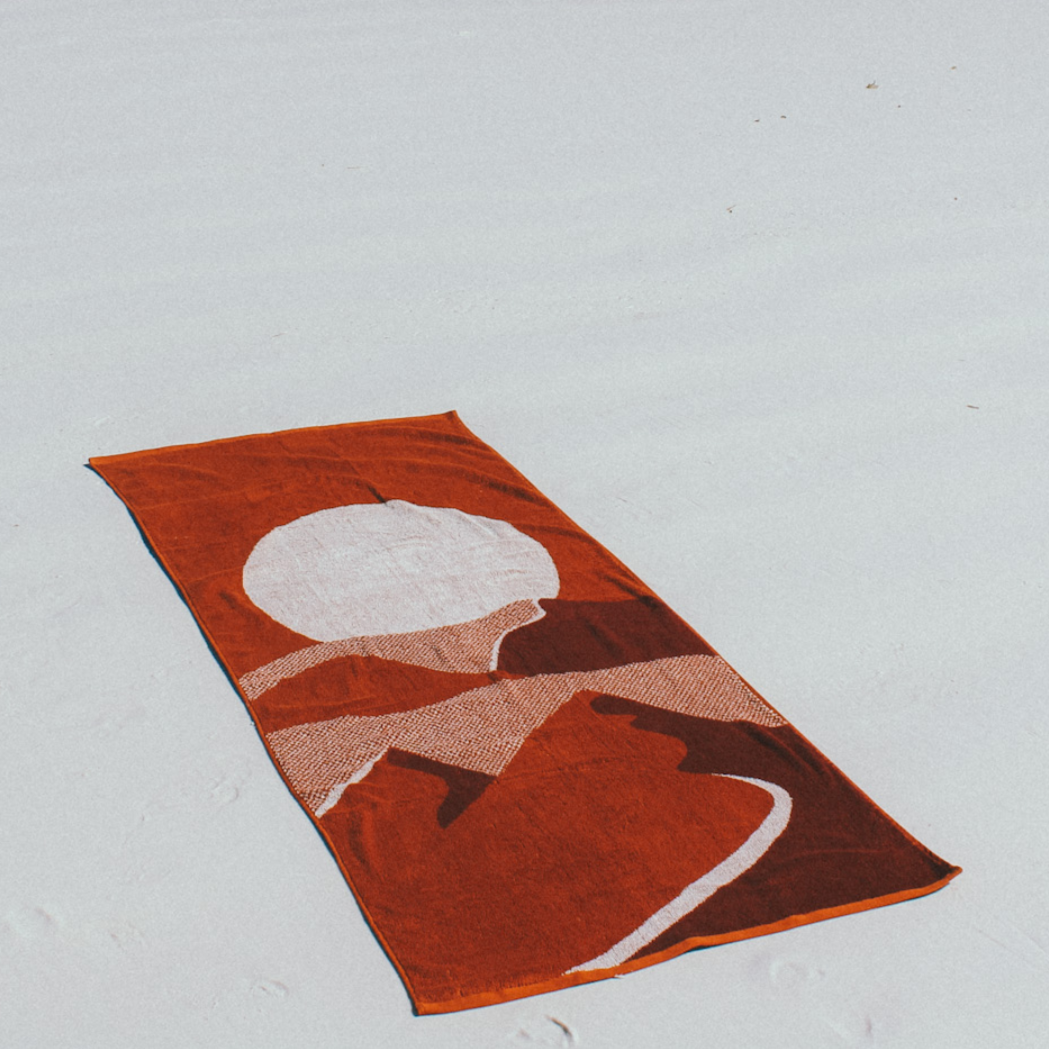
[242, 499, 560, 641]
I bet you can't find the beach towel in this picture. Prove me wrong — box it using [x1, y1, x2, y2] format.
[90, 411, 959, 1014]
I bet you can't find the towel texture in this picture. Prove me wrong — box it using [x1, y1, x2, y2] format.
[90, 412, 959, 1013]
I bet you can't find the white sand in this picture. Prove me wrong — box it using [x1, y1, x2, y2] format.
[3, 1, 1047, 1045]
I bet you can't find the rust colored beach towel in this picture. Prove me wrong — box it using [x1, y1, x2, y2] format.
[90, 412, 959, 1013]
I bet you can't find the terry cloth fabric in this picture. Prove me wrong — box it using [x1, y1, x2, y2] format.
[90, 412, 960, 1014]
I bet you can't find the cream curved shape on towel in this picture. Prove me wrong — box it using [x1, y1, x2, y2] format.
[565, 775, 793, 974]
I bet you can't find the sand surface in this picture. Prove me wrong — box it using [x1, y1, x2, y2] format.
[3, 1, 1047, 1045]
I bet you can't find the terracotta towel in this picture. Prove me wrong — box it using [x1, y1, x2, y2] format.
[90, 412, 959, 1014]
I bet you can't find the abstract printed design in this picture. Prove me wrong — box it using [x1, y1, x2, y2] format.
[264, 653, 786, 815]
[242, 498, 784, 810]
[241, 500, 792, 962]
[90, 412, 960, 1014]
